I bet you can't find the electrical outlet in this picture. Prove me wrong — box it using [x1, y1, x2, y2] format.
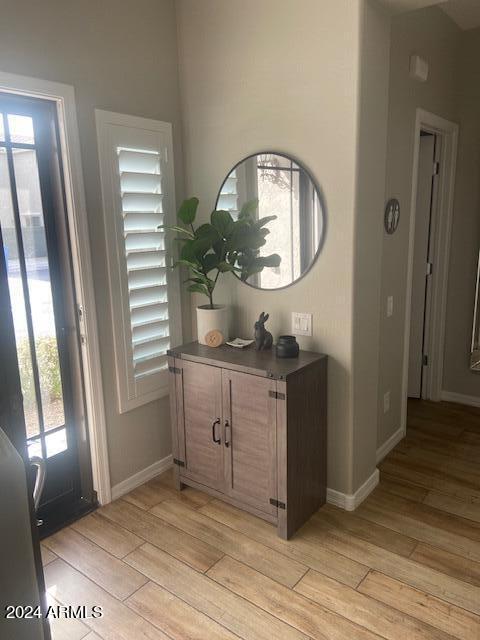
[383, 391, 391, 414]
[387, 296, 394, 318]
[292, 312, 312, 336]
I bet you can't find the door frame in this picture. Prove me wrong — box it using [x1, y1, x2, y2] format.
[401, 109, 458, 433]
[0, 70, 111, 504]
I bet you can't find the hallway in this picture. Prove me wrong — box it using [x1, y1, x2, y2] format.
[381, 399, 480, 504]
[42, 400, 480, 640]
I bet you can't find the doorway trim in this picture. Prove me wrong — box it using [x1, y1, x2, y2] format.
[0, 71, 111, 503]
[401, 108, 458, 434]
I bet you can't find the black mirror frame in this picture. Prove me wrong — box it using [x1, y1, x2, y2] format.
[214, 150, 327, 291]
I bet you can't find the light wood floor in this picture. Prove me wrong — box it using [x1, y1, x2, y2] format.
[42, 399, 480, 640]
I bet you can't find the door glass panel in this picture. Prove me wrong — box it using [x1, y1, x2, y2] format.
[0, 148, 40, 437]
[45, 427, 68, 457]
[27, 438, 42, 459]
[12, 147, 65, 431]
[0, 114, 4, 141]
[8, 114, 35, 144]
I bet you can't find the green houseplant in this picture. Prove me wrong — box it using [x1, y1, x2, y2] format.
[165, 197, 280, 344]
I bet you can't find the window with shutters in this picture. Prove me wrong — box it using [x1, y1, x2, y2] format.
[95, 110, 181, 413]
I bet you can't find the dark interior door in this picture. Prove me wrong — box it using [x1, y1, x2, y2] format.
[0, 92, 94, 536]
[408, 132, 436, 399]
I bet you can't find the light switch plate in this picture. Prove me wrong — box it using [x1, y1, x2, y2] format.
[292, 312, 312, 336]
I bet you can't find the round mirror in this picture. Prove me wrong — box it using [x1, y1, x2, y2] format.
[216, 152, 325, 289]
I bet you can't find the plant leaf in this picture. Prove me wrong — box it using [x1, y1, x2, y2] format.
[159, 224, 195, 238]
[201, 252, 220, 273]
[258, 253, 281, 267]
[187, 283, 210, 297]
[180, 237, 212, 262]
[239, 198, 259, 220]
[228, 229, 266, 252]
[173, 259, 204, 275]
[173, 259, 197, 268]
[185, 276, 215, 290]
[253, 215, 277, 230]
[195, 223, 221, 244]
[179, 241, 197, 262]
[178, 197, 199, 225]
[211, 210, 234, 237]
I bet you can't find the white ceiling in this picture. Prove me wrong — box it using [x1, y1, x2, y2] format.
[378, 0, 446, 15]
[440, 0, 480, 30]
[379, 0, 480, 30]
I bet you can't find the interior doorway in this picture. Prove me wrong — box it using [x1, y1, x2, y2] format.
[408, 131, 439, 398]
[0, 92, 95, 535]
[401, 109, 458, 432]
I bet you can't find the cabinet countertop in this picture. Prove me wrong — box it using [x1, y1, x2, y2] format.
[168, 341, 326, 380]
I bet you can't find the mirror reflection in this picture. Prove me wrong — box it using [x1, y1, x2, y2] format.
[216, 152, 324, 289]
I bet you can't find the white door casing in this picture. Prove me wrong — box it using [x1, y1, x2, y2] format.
[401, 109, 458, 435]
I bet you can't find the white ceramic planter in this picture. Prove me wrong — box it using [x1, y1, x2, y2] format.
[197, 305, 229, 345]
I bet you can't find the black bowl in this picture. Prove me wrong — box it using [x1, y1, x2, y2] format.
[276, 335, 299, 358]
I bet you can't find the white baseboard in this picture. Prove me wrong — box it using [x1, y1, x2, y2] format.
[376, 426, 405, 464]
[110, 454, 173, 501]
[110, 454, 381, 512]
[441, 390, 480, 408]
[326, 468, 379, 511]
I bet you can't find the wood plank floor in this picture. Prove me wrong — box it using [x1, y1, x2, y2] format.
[43, 399, 480, 640]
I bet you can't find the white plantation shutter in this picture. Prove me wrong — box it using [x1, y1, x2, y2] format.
[217, 161, 251, 219]
[96, 110, 181, 413]
[119, 148, 169, 379]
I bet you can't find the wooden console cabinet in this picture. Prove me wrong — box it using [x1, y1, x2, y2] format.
[167, 342, 327, 539]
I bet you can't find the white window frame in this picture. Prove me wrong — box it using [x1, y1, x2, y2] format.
[95, 110, 182, 413]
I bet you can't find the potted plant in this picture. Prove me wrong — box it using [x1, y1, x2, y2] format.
[165, 197, 280, 345]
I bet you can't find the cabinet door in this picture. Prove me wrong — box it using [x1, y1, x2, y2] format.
[222, 369, 277, 516]
[179, 360, 225, 491]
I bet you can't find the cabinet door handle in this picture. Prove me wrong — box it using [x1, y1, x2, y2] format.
[212, 418, 221, 444]
[224, 420, 231, 448]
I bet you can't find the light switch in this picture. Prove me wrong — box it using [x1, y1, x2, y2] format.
[292, 312, 312, 336]
[387, 296, 394, 318]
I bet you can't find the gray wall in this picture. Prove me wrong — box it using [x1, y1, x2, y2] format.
[176, 0, 363, 494]
[443, 27, 480, 399]
[353, 0, 391, 488]
[377, 6, 459, 447]
[0, 0, 186, 486]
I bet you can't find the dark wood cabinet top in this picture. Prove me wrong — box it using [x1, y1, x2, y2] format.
[168, 341, 326, 380]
